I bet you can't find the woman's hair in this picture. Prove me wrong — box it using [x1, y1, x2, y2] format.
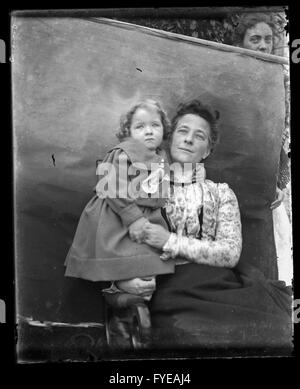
[170, 99, 220, 154]
[116, 99, 171, 141]
[232, 13, 277, 51]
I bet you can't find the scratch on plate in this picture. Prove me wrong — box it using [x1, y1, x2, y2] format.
[18, 315, 104, 328]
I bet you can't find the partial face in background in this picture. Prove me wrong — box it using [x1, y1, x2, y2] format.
[130, 107, 164, 151]
[242, 22, 273, 54]
[170, 114, 211, 165]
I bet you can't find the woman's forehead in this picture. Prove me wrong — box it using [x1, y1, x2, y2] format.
[176, 114, 210, 130]
[247, 22, 273, 36]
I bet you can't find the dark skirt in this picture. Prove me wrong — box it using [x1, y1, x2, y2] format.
[149, 262, 292, 351]
[64, 195, 175, 281]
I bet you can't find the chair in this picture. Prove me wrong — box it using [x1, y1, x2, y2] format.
[103, 290, 152, 350]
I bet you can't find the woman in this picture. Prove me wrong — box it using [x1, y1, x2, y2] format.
[232, 12, 292, 286]
[116, 99, 292, 350]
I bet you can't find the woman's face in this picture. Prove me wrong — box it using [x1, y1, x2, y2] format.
[170, 114, 211, 165]
[242, 22, 273, 54]
[130, 107, 164, 151]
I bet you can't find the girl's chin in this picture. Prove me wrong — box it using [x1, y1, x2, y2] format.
[145, 146, 156, 151]
[143, 142, 157, 151]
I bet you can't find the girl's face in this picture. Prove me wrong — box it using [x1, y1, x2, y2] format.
[129, 107, 164, 151]
[170, 114, 211, 165]
[242, 22, 273, 54]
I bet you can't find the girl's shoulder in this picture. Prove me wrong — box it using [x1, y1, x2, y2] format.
[101, 144, 127, 164]
[100, 139, 140, 165]
[110, 139, 163, 165]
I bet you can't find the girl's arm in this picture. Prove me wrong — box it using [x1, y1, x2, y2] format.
[161, 184, 242, 268]
[96, 149, 145, 227]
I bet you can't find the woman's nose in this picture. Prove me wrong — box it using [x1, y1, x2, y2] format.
[184, 133, 193, 144]
[259, 40, 267, 51]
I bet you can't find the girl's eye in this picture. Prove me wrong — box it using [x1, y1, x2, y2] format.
[135, 124, 144, 129]
[250, 38, 259, 43]
[178, 128, 187, 133]
[152, 122, 161, 127]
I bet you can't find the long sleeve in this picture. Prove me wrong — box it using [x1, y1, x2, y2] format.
[277, 64, 291, 190]
[96, 149, 144, 227]
[162, 184, 242, 268]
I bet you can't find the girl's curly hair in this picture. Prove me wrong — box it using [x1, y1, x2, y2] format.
[232, 13, 278, 52]
[116, 99, 171, 141]
[170, 99, 220, 154]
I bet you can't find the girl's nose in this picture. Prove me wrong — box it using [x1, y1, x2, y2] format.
[145, 125, 153, 134]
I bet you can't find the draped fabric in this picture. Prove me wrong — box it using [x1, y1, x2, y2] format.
[150, 262, 292, 350]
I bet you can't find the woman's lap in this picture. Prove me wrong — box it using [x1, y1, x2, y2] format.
[149, 263, 292, 349]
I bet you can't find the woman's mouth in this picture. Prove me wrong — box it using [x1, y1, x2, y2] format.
[178, 147, 193, 153]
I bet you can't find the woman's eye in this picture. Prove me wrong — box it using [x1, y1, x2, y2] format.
[195, 134, 205, 140]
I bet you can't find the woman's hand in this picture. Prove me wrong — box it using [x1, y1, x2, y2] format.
[116, 277, 156, 299]
[271, 186, 284, 210]
[143, 223, 171, 249]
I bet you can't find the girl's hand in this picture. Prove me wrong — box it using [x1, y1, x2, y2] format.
[129, 217, 149, 243]
[271, 186, 284, 210]
[143, 223, 171, 249]
[116, 277, 156, 298]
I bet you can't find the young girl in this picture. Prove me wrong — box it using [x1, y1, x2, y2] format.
[64, 100, 175, 299]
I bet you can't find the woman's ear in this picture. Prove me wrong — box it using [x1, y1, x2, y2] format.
[202, 146, 211, 162]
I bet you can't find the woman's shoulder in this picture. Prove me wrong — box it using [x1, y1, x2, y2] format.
[204, 180, 238, 201]
[204, 179, 229, 189]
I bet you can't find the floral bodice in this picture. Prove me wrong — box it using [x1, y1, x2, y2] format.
[162, 165, 242, 268]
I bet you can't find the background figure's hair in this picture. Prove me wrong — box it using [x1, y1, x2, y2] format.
[170, 99, 220, 155]
[232, 12, 277, 52]
[116, 99, 171, 141]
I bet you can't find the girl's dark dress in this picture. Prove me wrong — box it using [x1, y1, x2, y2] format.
[65, 139, 175, 281]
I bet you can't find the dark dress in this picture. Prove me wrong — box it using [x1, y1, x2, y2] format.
[149, 171, 292, 351]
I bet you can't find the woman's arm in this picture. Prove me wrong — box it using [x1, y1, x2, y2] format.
[146, 184, 242, 268]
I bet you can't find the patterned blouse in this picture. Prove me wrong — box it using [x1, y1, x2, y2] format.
[161, 164, 242, 268]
